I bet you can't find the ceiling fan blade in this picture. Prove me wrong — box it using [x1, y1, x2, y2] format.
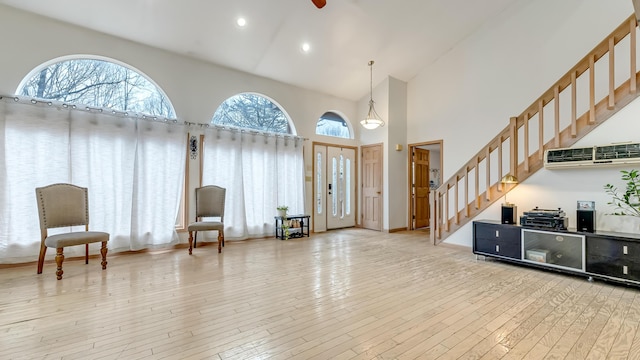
[311, 0, 326, 9]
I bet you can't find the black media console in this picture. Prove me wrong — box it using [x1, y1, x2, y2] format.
[473, 220, 640, 287]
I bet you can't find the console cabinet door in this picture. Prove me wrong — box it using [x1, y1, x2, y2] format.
[473, 222, 521, 259]
[587, 235, 640, 282]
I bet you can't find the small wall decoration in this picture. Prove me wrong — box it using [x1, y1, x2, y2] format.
[190, 135, 198, 160]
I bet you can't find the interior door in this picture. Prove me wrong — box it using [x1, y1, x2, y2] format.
[326, 146, 356, 229]
[413, 148, 430, 228]
[362, 144, 382, 231]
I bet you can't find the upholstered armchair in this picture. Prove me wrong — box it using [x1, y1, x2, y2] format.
[188, 185, 226, 254]
[35, 183, 109, 280]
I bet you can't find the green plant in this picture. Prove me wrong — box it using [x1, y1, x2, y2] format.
[282, 221, 290, 239]
[276, 205, 289, 211]
[604, 169, 640, 217]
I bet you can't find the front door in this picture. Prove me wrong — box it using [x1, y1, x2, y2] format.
[313, 144, 356, 232]
[362, 144, 382, 231]
[326, 146, 356, 229]
[413, 148, 430, 228]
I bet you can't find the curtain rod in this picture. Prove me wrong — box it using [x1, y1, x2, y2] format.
[1, 95, 308, 140]
[185, 121, 308, 141]
[0, 95, 179, 123]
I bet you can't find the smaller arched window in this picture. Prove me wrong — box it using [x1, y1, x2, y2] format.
[212, 93, 293, 134]
[18, 57, 175, 118]
[316, 112, 350, 139]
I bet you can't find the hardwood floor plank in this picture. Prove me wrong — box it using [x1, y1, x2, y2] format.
[543, 285, 614, 359]
[1, 229, 640, 360]
[608, 290, 640, 359]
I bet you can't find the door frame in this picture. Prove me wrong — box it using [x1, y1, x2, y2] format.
[312, 141, 359, 231]
[408, 140, 443, 231]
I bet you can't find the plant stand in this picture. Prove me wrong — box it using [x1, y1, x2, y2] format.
[274, 214, 310, 240]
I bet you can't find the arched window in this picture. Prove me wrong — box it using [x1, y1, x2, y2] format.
[18, 56, 175, 118]
[212, 93, 293, 134]
[316, 111, 351, 139]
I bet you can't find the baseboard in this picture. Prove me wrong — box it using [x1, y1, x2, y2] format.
[437, 242, 471, 251]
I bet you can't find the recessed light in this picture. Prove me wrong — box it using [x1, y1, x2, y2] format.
[301, 43, 311, 53]
[236, 17, 247, 27]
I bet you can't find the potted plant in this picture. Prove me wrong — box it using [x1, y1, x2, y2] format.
[604, 169, 640, 217]
[276, 205, 288, 218]
[604, 169, 640, 233]
[276, 205, 290, 239]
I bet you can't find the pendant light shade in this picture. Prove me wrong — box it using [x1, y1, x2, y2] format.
[360, 60, 385, 130]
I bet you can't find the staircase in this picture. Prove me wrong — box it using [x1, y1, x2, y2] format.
[430, 15, 640, 245]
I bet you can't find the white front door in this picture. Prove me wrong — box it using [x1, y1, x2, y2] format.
[326, 146, 356, 229]
[313, 144, 356, 231]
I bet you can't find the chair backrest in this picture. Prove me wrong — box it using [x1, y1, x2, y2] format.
[35, 183, 89, 230]
[195, 185, 226, 220]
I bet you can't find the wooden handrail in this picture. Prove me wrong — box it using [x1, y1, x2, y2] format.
[431, 15, 640, 245]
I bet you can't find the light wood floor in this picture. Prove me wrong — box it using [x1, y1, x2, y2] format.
[1, 229, 640, 360]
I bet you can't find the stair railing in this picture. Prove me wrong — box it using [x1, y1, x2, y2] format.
[430, 15, 640, 245]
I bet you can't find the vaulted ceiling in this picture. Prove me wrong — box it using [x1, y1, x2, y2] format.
[0, 0, 523, 101]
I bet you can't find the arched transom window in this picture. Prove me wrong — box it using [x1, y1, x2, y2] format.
[18, 56, 175, 118]
[316, 111, 351, 139]
[211, 93, 293, 134]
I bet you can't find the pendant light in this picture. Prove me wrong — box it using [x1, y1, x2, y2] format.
[360, 60, 385, 130]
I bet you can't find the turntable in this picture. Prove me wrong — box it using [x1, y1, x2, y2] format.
[519, 207, 568, 230]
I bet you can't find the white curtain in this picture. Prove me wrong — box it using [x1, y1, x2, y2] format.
[130, 120, 185, 249]
[201, 126, 304, 240]
[0, 96, 186, 263]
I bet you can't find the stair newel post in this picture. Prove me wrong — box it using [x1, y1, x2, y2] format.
[429, 189, 436, 245]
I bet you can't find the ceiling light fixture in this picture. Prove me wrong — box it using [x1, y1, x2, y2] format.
[360, 60, 385, 130]
[301, 43, 311, 53]
[236, 17, 247, 27]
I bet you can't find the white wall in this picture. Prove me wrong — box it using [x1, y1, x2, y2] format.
[0, 5, 359, 234]
[387, 77, 408, 231]
[405, 0, 637, 247]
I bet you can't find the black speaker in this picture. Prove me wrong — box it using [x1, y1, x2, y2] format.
[501, 204, 517, 224]
[577, 210, 596, 232]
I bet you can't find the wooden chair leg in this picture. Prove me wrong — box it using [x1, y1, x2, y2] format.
[100, 241, 108, 269]
[221, 229, 225, 247]
[188, 231, 194, 255]
[194, 232, 198, 248]
[217, 232, 222, 253]
[37, 243, 47, 274]
[55, 248, 64, 280]
[85, 243, 89, 264]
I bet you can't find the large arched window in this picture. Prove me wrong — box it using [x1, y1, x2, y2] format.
[316, 111, 351, 139]
[211, 93, 294, 134]
[18, 56, 175, 118]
